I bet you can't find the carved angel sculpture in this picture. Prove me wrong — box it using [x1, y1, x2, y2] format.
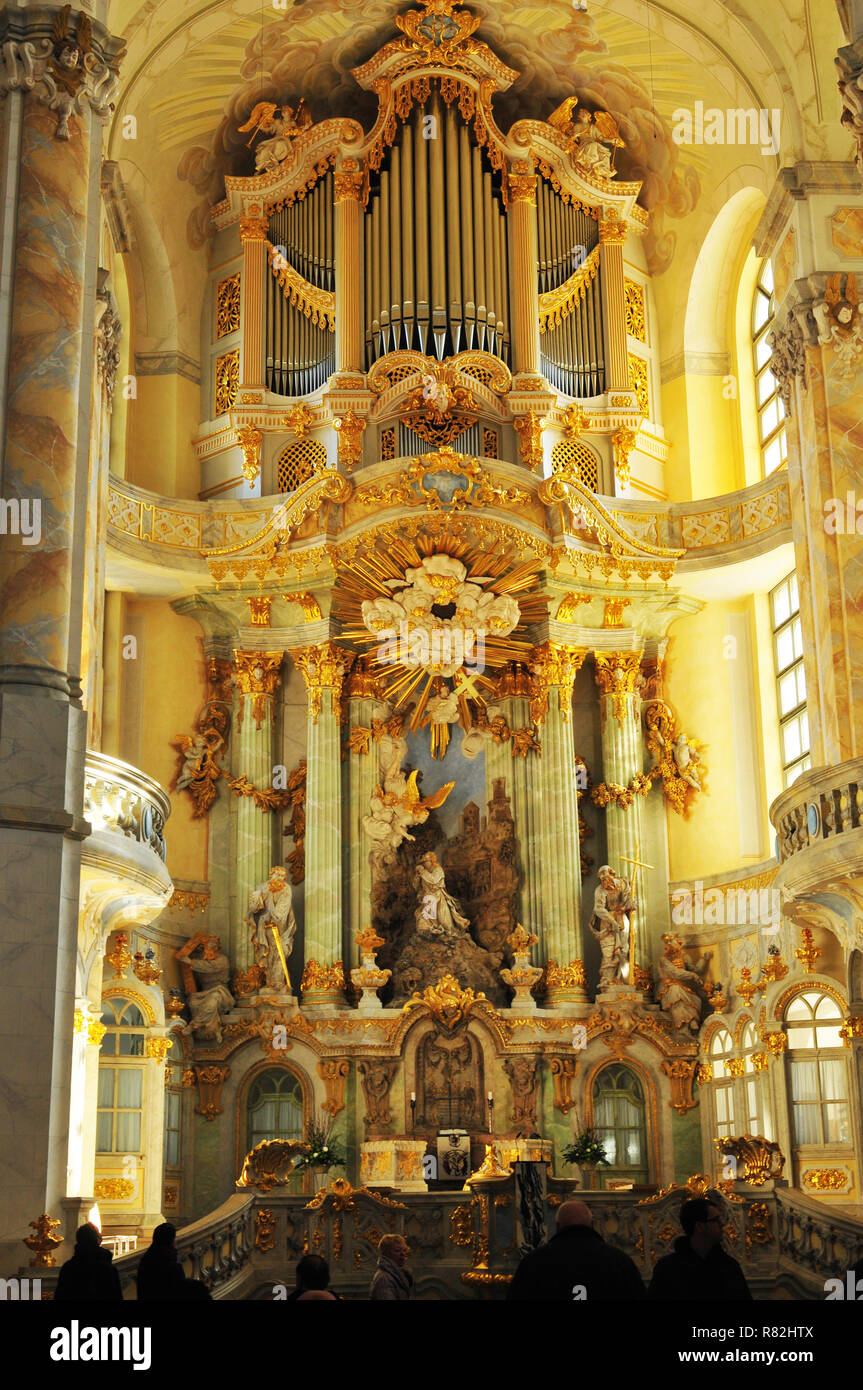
[238, 98, 312, 173]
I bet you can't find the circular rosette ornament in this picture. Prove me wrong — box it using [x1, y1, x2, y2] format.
[360, 554, 520, 678]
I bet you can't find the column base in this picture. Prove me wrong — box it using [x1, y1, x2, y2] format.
[595, 984, 644, 1006]
[544, 988, 590, 1009]
[543, 959, 589, 1009]
[60, 1196, 94, 1246]
[301, 989, 346, 1011]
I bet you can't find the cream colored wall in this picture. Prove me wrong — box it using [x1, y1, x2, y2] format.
[114, 597, 209, 884]
[125, 374, 200, 497]
[733, 246, 764, 488]
[664, 598, 774, 880]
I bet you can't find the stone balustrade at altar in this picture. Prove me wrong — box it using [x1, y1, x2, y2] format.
[105, 467, 792, 584]
[27, 1179, 858, 1300]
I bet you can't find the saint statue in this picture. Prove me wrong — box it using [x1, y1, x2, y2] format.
[247, 866, 298, 992]
[657, 934, 711, 1032]
[175, 933, 234, 1044]
[414, 851, 471, 940]
[589, 864, 637, 988]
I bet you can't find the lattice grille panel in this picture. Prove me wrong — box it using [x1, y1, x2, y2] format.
[276, 439, 326, 493]
[551, 439, 599, 493]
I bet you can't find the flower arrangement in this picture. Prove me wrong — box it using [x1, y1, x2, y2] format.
[295, 1113, 346, 1171]
[562, 1127, 610, 1168]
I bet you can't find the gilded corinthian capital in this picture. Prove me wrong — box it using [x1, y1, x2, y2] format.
[233, 651, 284, 730]
[293, 642, 354, 721]
[528, 642, 587, 724]
[593, 651, 643, 726]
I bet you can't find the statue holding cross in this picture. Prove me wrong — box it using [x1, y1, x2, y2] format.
[589, 842, 654, 989]
[590, 865, 637, 988]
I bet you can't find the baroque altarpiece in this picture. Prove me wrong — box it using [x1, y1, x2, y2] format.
[6, 0, 863, 1298]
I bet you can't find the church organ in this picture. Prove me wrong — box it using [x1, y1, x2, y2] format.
[210, 0, 647, 503]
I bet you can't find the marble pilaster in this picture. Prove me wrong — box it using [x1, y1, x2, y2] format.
[345, 668, 387, 969]
[507, 172, 541, 378]
[598, 218, 629, 391]
[334, 166, 364, 374]
[529, 644, 588, 1004]
[239, 216, 268, 389]
[593, 651, 647, 983]
[486, 674, 544, 941]
[294, 643, 354, 1006]
[231, 652, 283, 971]
[0, 4, 122, 1257]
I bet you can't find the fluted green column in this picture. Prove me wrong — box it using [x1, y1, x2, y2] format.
[231, 652, 283, 972]
[345, 662, 387, 969]
[529, 644, 588, 1005]
[294, 643, 353, 1005]
[485, 673, 544, 941]
[594, 651, 647, 986]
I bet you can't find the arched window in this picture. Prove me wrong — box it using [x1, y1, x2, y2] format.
[751, 259, 787, 476]
[785, 991, 850, 1146]
[246, 1067, 304, 1152]
[709, 1028, 736, 1138]
[592, 1064, 648, 1185]
[741, 1022, 768, 1136]
[164, 1037, 184, 1170]
[97, 998, 145, 1153]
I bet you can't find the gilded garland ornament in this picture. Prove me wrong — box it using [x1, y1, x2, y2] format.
[590, 772, 653, 810]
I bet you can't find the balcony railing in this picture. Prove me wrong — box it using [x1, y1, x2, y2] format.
[770, 756, 863, 865]
[84, 751, 170, 862]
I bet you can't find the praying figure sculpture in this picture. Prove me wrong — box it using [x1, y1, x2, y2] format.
[175, 933, 234, 1044]
[589, 865, 637, 988]
[657, 934, 712, 1033]
[414, 851, 471, 941]
[247, 866, 298, 991]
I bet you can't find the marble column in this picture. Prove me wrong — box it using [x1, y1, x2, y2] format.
[488, 667, 544, 941]
[231, 652, 283, 972]
[239, 214, 268, 389]
[772, 275, 863, 765]
[507, 171, 541, 378]
[599, 216, 630, 390]
[334, 165, 364, 374]
[0, 6, 122, 1260]
[529, 644, 589, 1005]
[593, 651, 648, 985]
[294, 643, 353, 1006]
[345, 663, 387, 970]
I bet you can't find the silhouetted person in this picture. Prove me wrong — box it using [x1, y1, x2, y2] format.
[647, 1197, 752, 1300]
[369, 1235, 413, 1300]
[297, 1289, 337, 1300]
[54, 1223, 123, 1301]
[136, 1223, 187, 1300]
[507, 1199, 644, 1301]
[286, 1253, 334, 1301]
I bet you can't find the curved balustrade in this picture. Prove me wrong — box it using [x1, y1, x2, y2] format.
[84, 751, 170, 862]
[106, 467, 791, 572]
[776, 1190, 863, 1290]
[770, 755, 863, 867]
[111, 1194, 256, 1298]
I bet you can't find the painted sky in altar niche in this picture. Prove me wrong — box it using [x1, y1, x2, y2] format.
[403, 723, 485, 839]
